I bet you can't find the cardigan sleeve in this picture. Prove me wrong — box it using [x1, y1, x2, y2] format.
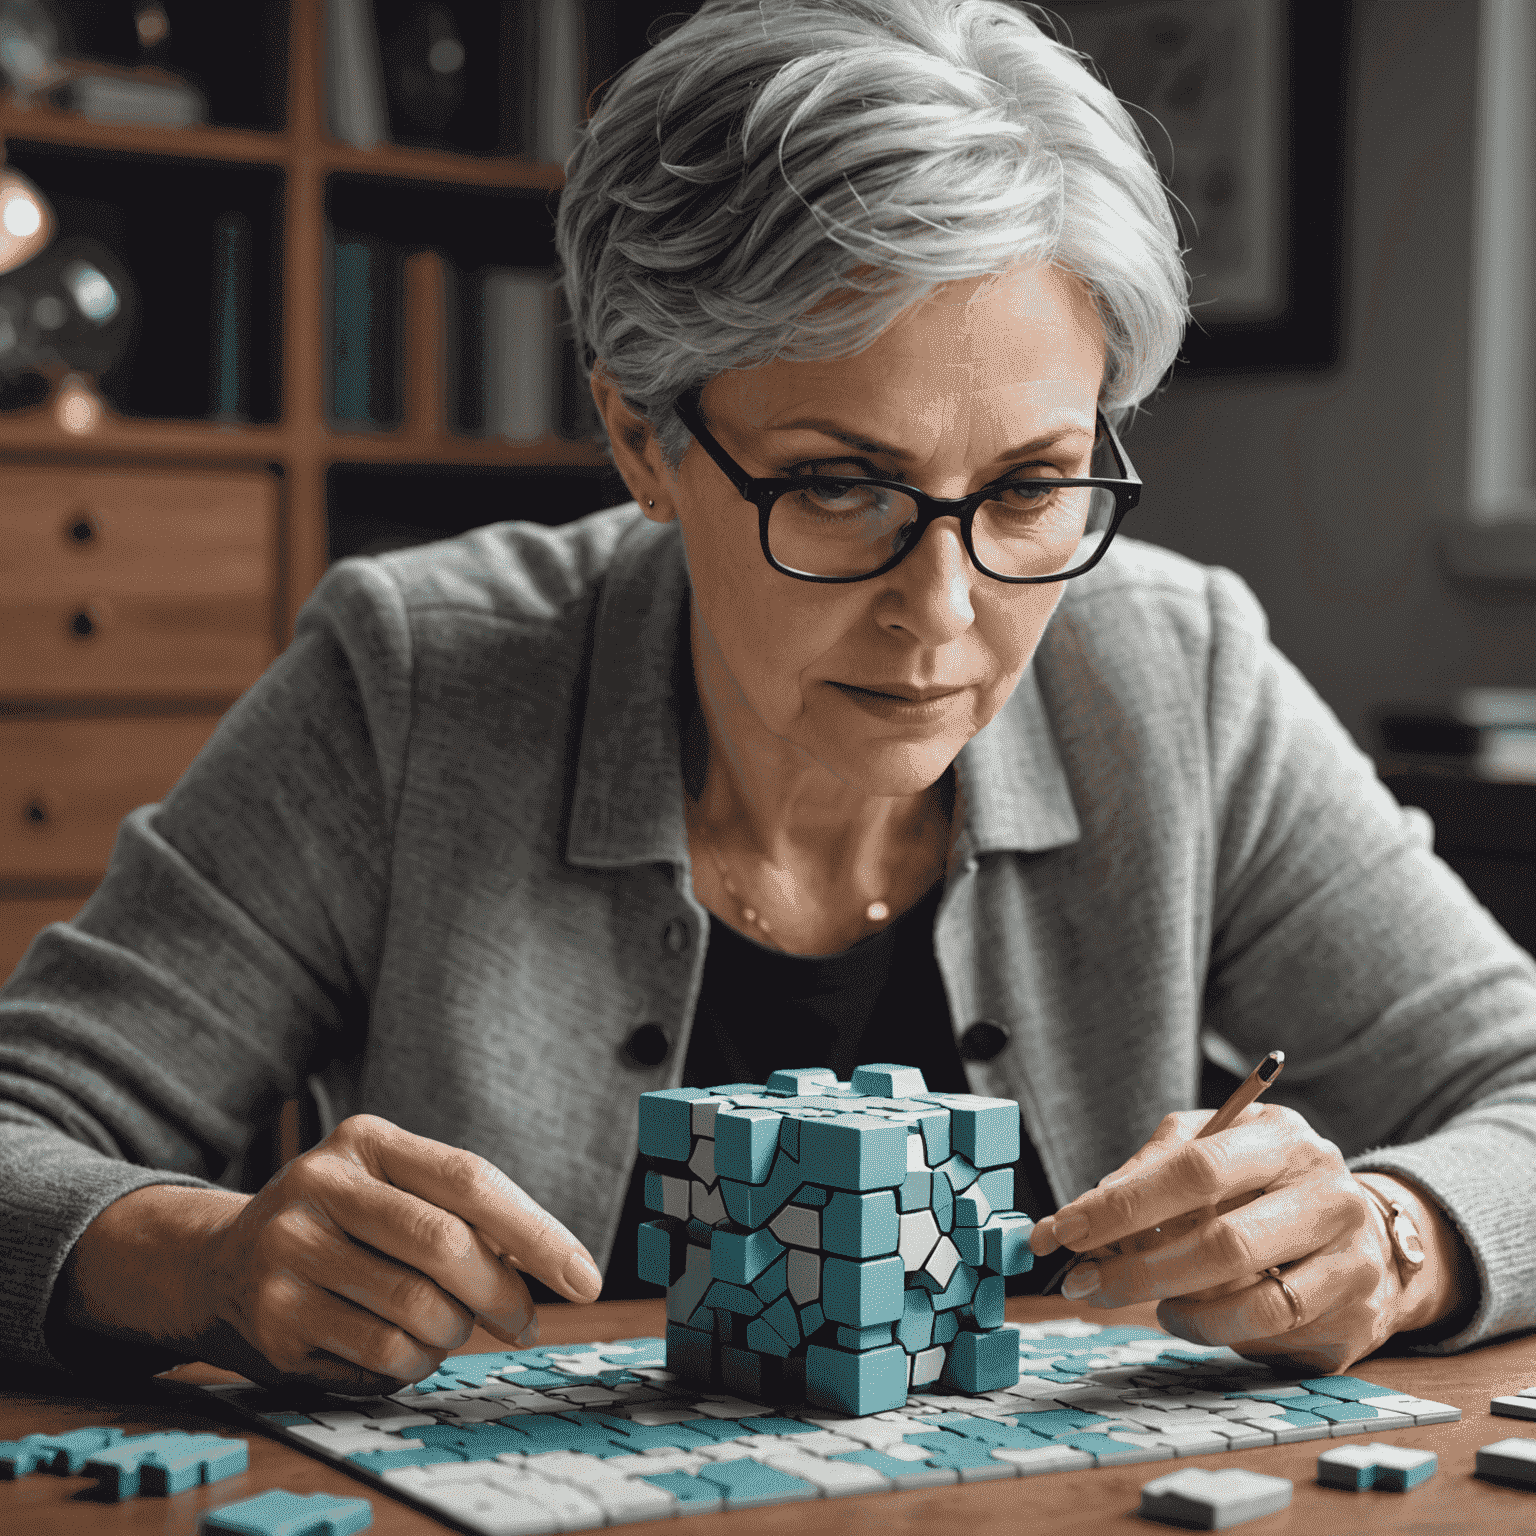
[1198, 567, 1536, 1352]
[0, 558, 416, 1371]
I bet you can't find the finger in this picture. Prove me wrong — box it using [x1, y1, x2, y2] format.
[1090, 1182, 1358, 1307]
[306, 1150, 539, 1336]
[1158, 1250, 1376, 1349]
[311, 1228, 478, 1352]
[1038, 1108, 1326, 1255]
[339, 1117, 604, 1303]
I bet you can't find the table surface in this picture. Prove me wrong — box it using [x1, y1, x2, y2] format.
[4, 1296, 1534, 1535]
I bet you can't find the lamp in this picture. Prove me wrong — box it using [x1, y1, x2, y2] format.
[0, 162, 54, 275]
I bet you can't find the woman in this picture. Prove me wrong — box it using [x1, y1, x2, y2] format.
[2, 0, 1533, 1396]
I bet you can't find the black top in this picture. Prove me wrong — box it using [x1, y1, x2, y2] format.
[600, 886, 1063, 1299]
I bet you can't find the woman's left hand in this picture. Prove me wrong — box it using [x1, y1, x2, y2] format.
[1027, 1105, 1471, 1374]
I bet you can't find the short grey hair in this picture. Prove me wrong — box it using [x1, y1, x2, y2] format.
[556, 0, 1189, 469]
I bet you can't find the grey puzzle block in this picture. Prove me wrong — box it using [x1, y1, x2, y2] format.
[1476, 1437, 1536, 1489]
[1316, 1441, 1436, 1491]
[1493, 1395, 1536, 1422]
[1139, 1467, 1293, 1529]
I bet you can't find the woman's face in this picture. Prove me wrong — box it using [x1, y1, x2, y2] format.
[624, 264, 1107, 799]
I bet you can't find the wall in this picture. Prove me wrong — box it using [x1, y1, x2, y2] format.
[1118, 0, 1536, 751]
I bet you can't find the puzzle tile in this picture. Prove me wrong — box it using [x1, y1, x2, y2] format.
[1475, 1436, 1536, 1489]
[1493, 1394, 1536, 1422]
[1317, 1441, 1437, 1491]
[1139, 1466, 1293, 1528]
[199, 1489, 373, 1536]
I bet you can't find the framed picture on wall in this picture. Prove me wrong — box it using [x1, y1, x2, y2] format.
[1049, 0, 1350, 371]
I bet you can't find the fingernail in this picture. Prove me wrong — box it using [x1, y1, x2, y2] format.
[1061, 1262, 1100, 1299]
[515, 1318, 540, 1348]
[564, 1251, 603, 1298]
[1054, 1209, 1090, 1247]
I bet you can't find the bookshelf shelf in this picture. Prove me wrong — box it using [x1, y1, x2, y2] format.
[0, 410, 288, 463]
[0, 94, 290, 167]
[324, 432, 610, 468]
[320, 140, 565, 191]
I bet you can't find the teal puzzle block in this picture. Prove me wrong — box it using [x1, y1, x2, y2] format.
[716, 1107, 782, 1183]
[1296, 1376, 1394, 1401]
[929, 1258, 978, 1311]
[936, 1152, 978, 1194]
[798, 1301, 825, 1336]
[720, 1345, 767, 1399]
[836, 1323, 894, 1350]
[767, 1067, 838, 1095]
[851, 1063, 929, 1098]
[821, 1253, 904, 1327]
[719, 1152, 805, 1227]
[953, 1225, 984, 1265]
[666, 1320, 715, 1384]
[1317, 1443, 1438, 1492]
[799, 1114, 907, 1191]
[931, 1168, 955, 1232]
[972, 1274, 1005, 1328]
[778, 1115, 800, 1159]
[983, 1211, 1036, 1275]
[924, 1094, 1020, 1168]
[932, 1307, 959, 1345]
[954, 1188, 990, 1227]
[705, 1278, 768, 1315]
[85, 1434, 235, 1501]
[137, 1437, 249, 1496]
[639, 1470, 725, 1506]
[347, 1447, 467, 1474]
[712, 1226, 785, 1285]
[798, 1184, 830, 1207]
[746, 1317, 794, 1357]
[902, 1430, 1008, 1472]
[977, 1168, 1013, 1209]
[823, 1189, 900, 1257]
[896, 1287, 935, 1353]
[696, 1457, 819, 1504]
[941, 1326, 1020, 1392]
[200, 1490, 373, 1536]
[638, 1216, 686, 1287]
[667, 1241, 714, 1324]
[638, 1087, 707, 1160]
[761, 1293, 801, 1349]
[752, 1253, 790, 1304]
[1, 1426, 125, 1477]
[901, 1170, 932, 1211]
[805, 1341, 910, 1415]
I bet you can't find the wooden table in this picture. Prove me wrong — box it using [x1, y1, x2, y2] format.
[4, 1296, 1535, 1534]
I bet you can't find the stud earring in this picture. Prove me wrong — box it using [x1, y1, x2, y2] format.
[647, 499, 655, 508]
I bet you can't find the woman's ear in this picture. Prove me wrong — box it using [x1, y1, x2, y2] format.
[589, 363, 675, 523]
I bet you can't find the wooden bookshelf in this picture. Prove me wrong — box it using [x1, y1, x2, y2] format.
[0, 0, 617, 982]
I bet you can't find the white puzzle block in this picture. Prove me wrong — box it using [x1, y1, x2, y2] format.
[898, 1208, 940, 1271]
[907, 1132, 929, 1171]
[1493, 1395, 1536, 1421]
[1139, 1467, 1293, 1529]
[911, 1345, 946, 1386]
[922, 1233, 961, 1290]
[1476, 1437, 1536, 1488]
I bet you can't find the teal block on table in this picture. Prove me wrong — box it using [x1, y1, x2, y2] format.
[348, 1446, 468, 1474]
[932, 1095, 1020, 1168]
[983, 1212, 1035, 1275]
[200, 1489, 373, 1536]
[896, 1287, 935, 1353]
[836, 1322, 894, 1350]
[716, 1107, 782, 1183]
[977, 1168, 1013, 1209]
[941, 1328, 1020, 1393]
[821, 1253, 904, 1326]
[954, 1188, 990, 1227]
[953, 1225, 984, 1265]
[851, 1063, 929, 1098]
[805, 1341, 910, 1415]
[936, 1152, 978, 1194]
[930, 1259, 978, 1311]
[799, 1115, 907, 1192]
[667, 1241, 714, 1323]
[712, 1226, 784, 1285]
[823, 1189, 899, 1257]
[933, 1308, 959, 1344]
[666, 1320, 716, 1383]
[85, 1434, 230, 1501]
[972, 1275, 1005, 1328]
[901, 1170, 932, 1211]
[697, 1457, 819, 1504]
[638, 1087, 708, 1160]
[902, 1431, 1009, 1472]
[1, 1426, 125, 1477]
[932, 1170, 955, 1232]
[138, 1436, 248, 1495]
[767, 1067, 838, 1095]
[638, 1216, 686, 1287]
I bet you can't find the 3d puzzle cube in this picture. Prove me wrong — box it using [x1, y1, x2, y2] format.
[636, 1064, 1034, 1416]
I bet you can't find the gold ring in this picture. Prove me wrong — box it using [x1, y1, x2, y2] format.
[1264, 1265, 1305, 1330]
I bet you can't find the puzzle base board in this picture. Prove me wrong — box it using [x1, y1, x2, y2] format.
[182, 1321, 1459, 1534]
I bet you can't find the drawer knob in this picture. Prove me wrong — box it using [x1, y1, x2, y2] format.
[64, 512, 100, 545]
[23, 798, 49, 827]
[68, 606, 100, 640]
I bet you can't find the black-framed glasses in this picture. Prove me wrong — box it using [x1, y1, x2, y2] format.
[674, 387, 1142, 584]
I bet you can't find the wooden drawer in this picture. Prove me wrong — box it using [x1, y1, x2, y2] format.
[0, 466, 278, 701]
[0, 714, 221, 884]
[0, 894, 84, 983]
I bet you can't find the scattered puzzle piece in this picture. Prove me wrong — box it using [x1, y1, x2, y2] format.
[1475, 1437, 1536, 1490]
[0, 1425, 125, 1477]
[84, 1431, 249, 1500]
[1316, 1441, 1437, 1491]
[200, 1488, 374, 1536]
[1139, 1466, 1293, 1528]
[1493, 1395, 1536, 1422]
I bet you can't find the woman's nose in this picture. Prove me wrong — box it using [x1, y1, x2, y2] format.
[882, 516, 976, 640]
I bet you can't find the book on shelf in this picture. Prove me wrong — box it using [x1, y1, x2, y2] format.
[326, 0, 391, 149]
[1378, 687, 1536, 783]
[210, 211, 251, 422]
[481, 266, 559, 442]
[54, 64, 208, 127]
[329, 232, 402, 428]
[501, 0, 586, 162]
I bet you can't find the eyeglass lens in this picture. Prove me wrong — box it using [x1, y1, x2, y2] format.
[767, 480, 1119, 580]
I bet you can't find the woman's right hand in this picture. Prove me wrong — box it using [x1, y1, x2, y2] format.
[59, 1114, 604, 1393]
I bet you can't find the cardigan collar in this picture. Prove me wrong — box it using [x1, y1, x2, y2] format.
[565, 509, 1081, 872]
